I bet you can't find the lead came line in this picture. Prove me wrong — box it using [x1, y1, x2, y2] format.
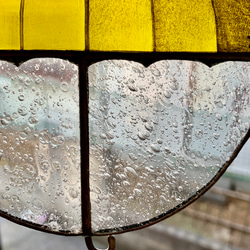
[20, 0, 25, 50]
[79, 58, 92, 235]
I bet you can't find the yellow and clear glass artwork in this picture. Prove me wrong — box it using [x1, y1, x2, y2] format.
[0, 1, 249, 250]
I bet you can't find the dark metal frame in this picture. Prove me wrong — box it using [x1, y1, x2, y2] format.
[0, 51, 249, 237]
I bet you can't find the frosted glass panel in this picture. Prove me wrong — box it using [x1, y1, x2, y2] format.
[0, 59, 81, 233]
[89, 60, 250, 233]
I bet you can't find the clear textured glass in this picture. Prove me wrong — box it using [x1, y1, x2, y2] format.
[0, 58, 81, 233]
[89, 60, 250, 233]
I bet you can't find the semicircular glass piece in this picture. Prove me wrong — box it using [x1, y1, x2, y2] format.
[89, 60, 250, 234]
[0, 58, 82, 234]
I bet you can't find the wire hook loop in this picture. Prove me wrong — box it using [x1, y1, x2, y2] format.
[85, 235, 116, 250]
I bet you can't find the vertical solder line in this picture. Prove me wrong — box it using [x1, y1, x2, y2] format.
[85, 0, 90, 51]
[151, 0, 156, 51]
[79, 57, 92, 235]
[20, 0, 25, 50]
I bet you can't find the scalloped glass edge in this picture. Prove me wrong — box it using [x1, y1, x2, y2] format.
[89, 60, 250, 234]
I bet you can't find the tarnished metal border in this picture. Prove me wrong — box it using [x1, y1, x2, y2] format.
[0, 51, 249, 237]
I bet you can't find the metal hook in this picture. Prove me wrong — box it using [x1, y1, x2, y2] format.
[85, 235, 116, 250]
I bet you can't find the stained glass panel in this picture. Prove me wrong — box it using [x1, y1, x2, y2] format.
[213, 0, 250, 52]
[153, 0, 217, 52]
[89, 0, 153, 51]
[89, 60, 250, 233]
[23, 0, 85, 50]
[0, 58, 82, 233]
[0, 0, 20, 49]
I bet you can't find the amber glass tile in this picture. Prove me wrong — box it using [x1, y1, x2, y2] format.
[213, 0, 250, 52]
[0, 0, 20, 50]
[153, 0, 217, 52]
[23, 0, 85, 50]
[89, 0, 153, 51]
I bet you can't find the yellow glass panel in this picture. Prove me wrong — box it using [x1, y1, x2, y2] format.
[213, 0, 250, 52]
[0, 0, 20, 50]
[89, 0, 153, 52]
[23, 0, 85, 50]
[153, 0, 217, 52]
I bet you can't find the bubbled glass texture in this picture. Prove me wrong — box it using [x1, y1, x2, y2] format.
[0, 58, 81, 233]
[89, 60, 250, 233]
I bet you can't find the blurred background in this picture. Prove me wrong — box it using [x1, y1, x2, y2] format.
[0, 138, 249, 250]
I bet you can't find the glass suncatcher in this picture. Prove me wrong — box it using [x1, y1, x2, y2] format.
[0, 0, 250, 249]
